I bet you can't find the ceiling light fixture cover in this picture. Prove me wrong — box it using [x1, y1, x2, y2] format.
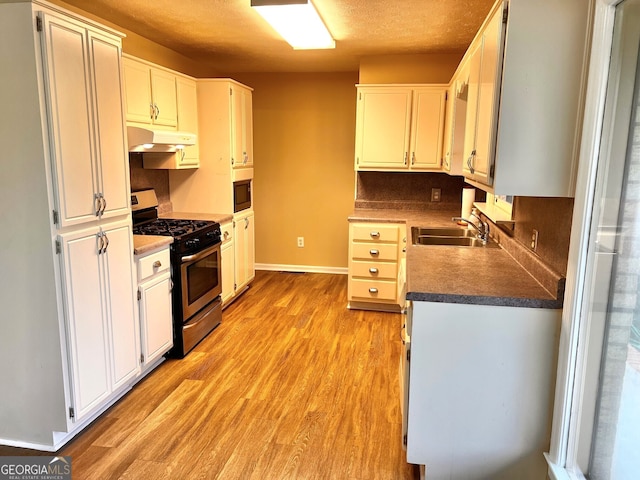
[251, 0, 335, 50]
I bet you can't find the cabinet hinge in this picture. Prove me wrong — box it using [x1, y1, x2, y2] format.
[52, 209, 59, 225]
[140, 353, 145, 364]
[356, 157, 359, 165]
[69, 407, 75, 419]
[403, 434, 407, 447]
[445, 91, 448, 101]
[230, 88, 233, 96]
[55, 240, 62, 255]
[234, 283, 237, 291]
[502, 5, 509, 24]
[359, 92, 362, 101]
[36, 15, 42, 32]
[406, 349, 411, 362]
[137, 289, 141, 301]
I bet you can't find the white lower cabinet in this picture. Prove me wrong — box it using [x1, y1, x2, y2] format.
[348, 221, 406, 311]
[220, 221, 235, 306]
[59, 219, 140, 422]
[234, 210, 255, 294]
[136, 246, 173, 372]
[403, 300, 560, 480]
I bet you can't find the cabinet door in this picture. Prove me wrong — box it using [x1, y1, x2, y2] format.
[463, 40, 482, 177]
[410, 88, 446, 170]
[442, 86, 454, 172]
[59, 226, 110, 422]
[176, 77, 199, 167]
[231, 84, 253, 168]
[122, 57, 153, 124]
[234, 211, 255, 291]
[139, 271, 173, 364]
[40, 13, 98, 227]
[150, 68, 178, 128]
[220, 221, 235, 303]
[355, 88, 412, 169]
[88, 31, 130, 219]
[472, 7, 504, 187]
[102, 222, 139, 390]
[221, 239, 235, 305]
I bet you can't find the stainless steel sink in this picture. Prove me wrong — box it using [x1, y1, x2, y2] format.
[411, 226, 500, 248]
[412, 227, 478, 238]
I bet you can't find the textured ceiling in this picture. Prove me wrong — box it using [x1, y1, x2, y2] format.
[61, 0, 496, 72]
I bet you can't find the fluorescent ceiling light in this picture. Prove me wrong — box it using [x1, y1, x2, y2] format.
[251, 0, 335, 50]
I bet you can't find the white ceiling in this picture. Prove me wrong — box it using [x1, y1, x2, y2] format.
[61, 0, 496, 72]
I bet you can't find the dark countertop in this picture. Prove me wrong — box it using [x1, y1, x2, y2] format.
[349, 207, 564, 309]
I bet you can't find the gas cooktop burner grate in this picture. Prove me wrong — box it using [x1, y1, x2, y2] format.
[133, 218, 217, 238]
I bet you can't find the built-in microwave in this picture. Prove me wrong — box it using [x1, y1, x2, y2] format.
[233, 179, 252, 212]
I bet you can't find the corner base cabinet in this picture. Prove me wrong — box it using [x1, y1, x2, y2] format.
[402, 300, 560, 480]
[348, 221, 406, 311]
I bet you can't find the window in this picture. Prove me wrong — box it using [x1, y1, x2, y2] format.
[546, 1, 640, 478]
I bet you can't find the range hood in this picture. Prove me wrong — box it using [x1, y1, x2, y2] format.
[127, 126, 197, 153]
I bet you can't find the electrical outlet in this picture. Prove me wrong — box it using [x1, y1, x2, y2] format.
[297, 236, 304, 248]
[530, 229, 539, 251]
[431, 188, 442, 202]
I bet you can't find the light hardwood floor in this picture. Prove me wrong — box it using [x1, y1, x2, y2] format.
[1, 270, 417, 479]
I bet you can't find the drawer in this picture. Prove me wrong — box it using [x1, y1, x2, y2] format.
[350, 260, 397, 279]
[137, 248, 170, 282]
[351, 242, 398, 261]
[351, 223, 400, 243]
[350, 278, 398, 302]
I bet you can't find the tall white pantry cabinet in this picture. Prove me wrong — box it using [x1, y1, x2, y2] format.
[0, 0, 139, 450]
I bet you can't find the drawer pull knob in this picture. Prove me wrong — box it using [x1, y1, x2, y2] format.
[369, 288, 378, 294]
[370, 249, 379, 256]
[369, 268, 378, 274]
[370, 231, 380, 238]
[153, 260, 162, 268]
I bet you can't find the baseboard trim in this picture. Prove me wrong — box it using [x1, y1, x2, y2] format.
[256, 263, 348, 275]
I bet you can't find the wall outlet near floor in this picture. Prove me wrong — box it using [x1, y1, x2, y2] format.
[431, 188, 441, 202]
[530, 229, 539, 251]
[297, 236, 304, 248]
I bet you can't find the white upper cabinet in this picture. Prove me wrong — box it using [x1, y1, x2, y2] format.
[462, 7, 503, 187]
[355, 85, 446, 171]
[122, 56, 178, 128]
[40, 12, 129, 228]
[176, 77, 200, 167]
[458, 0, 590, 196]
[231, 83, 254, 169]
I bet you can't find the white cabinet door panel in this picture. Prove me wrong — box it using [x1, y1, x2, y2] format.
[139, 272, 173, 363]
[89, 32, 130, 219]
[59, 226, 110, 421]
[40, 13, 97, 227]
[102, 222, 139, 389]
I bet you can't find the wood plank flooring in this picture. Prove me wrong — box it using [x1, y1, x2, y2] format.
[1, 271, 417, 479]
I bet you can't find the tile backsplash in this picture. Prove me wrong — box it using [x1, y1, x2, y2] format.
[129, 153, 172, 214]
[355, 171, 484, 210]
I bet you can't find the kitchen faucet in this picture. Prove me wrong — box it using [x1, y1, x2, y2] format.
[452, 210, 490, 243]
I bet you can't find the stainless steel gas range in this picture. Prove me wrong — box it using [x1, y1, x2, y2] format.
[131, 189, 222, 358]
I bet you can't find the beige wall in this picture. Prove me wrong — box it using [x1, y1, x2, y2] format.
[232, 72, 358, 270]
[359, 53, 462, 84]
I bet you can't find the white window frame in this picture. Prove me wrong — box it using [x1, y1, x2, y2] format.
[545, 1, 628, 478]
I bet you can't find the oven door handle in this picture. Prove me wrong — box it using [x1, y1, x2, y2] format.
[180, 243, 220, 264]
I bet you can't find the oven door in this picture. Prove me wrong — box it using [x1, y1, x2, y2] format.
[179, 242, 222, 320]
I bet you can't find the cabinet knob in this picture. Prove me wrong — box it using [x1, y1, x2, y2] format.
[369, 249, 379, 256]
[369, 268, 378, 274]
[153, 260, 162, 268]
[411, 152, 416, 165]
[224, 231, 230, 239]
[369, 288, 378, 294]
[370, 231, 380, 238]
